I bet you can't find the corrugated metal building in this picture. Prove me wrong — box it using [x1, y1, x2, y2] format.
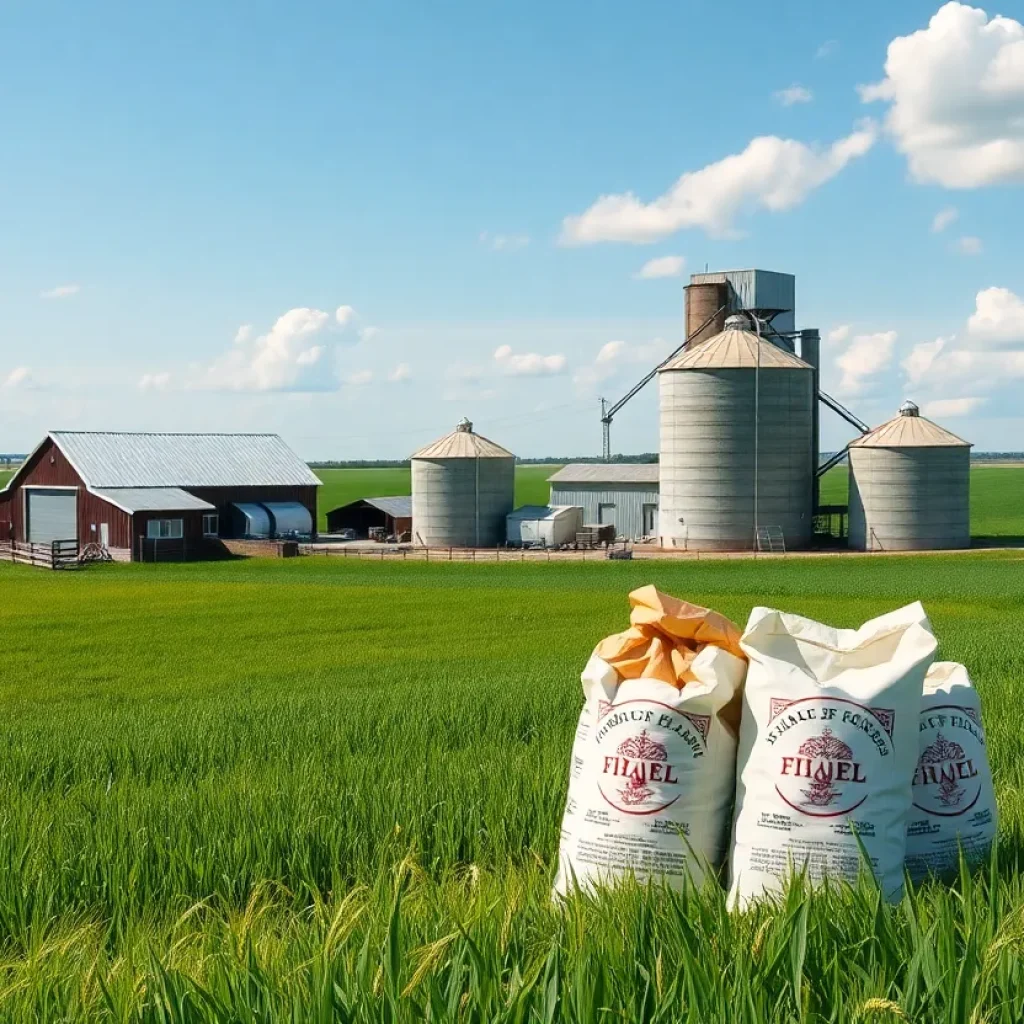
[689, 269, 796, 337]
[0, 431, 320, 560]
[547, 464, 659, 540]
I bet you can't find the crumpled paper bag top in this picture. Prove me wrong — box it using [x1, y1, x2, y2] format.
[594, 585, 745, 688]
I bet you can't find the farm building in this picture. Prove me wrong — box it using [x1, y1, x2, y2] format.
[506, 505, 583, 547]
[0, 431, 320, 561]
[326, 496, 412, 540]
[547, 464, 659, 541]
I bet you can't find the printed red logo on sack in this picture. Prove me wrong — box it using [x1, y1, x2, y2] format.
[593, 699, 710, 816]
[766, 697, 895, 818]
[913, 705, 985, 817]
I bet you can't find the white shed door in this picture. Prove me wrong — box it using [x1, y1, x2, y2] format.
[27, 489, 78, 544]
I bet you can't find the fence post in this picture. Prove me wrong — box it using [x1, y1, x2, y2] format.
[448, 548, 452, 561]
[425, 547, 429, 562]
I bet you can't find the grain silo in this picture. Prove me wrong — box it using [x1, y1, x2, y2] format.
[848, 401, 971, 551]
[658, 317, 815, 551]
[411, 418, 515, 547]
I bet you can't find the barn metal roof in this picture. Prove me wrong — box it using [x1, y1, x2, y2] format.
[50, 431, 322, 487]
[410, 418, 515, 459]
[850, 403, 971, 448]
[548, 463, 659, 485]
[331, 495, 413, 518]
[659, 328, 811, 371]
[90, 487, 216, 513]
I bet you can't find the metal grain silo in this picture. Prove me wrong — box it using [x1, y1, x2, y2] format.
[848, 401, 971, 551]
[411, 418, 515, 547]
[658, 319, 815, 551]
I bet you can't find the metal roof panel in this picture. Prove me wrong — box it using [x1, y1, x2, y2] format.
[660, 328, 811, 371]
[548, 464, 660, 484]
[90, 487, 217, 513]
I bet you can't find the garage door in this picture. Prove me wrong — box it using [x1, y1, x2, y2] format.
[26, 489, 77, 544]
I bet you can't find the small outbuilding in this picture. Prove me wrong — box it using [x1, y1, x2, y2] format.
[547, 464, 659, 541]
[326, 496, 412, 539]
[506, 505, 583, 547]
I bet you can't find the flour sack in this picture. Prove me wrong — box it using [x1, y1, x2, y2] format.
[554, 587, 746, 895]
[728, 602, 937, 905]
[906, 661, 998, 881]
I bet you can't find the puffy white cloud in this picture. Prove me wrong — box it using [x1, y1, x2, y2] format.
[932, 206, 958, 232]
[634, 255, 685, 279]
[493, 344, 567, 376]
[967, 286, 1024, 346]
[359, 326, 380, 343]
[138, 372, 171, 392]
[859, 2, 1024, 187]
[596, 341, 625, 363]
[835, 330, 898, 393]
[2, 367, 32, 388]
[573, 337, 673, 393]
[902, 337, 948, 386]
[774, 85, 813, 106]
[388, 362, 412, 382]
[234, 324, 253, 345]
[40, 284, 80, 299]
[560, 124, 876, 243]
[193, 307, 336, 392]
[922, 396, 987, 417]
[335, 305, 356, 327]
[826, 324, 851, 346]
[479, 231, 530, 251]
[816, 40, 838, 59]
[955, 235, 984, 255]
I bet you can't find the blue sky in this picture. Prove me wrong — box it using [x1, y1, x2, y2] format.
[2, 0, 1024, 458]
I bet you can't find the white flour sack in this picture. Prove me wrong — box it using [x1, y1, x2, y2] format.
[906, 662, 998, 882]
[728, 602, 937, 906]
[553, 587, 747, 896]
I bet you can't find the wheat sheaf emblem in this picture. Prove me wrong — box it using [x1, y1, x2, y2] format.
[919, 732, 967, 807]
[797, 728, 854, 808]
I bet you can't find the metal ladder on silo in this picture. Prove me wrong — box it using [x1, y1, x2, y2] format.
[756, 526, 786, 554]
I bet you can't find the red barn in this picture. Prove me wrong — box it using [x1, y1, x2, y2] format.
[0, 432, 320, 561]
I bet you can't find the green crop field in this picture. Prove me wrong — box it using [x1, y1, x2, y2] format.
[1, 550, 1024, 1021]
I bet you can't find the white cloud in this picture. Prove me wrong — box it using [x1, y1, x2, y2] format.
[826, 324, 851, 346]
[902, 337, 948, 386]
[955, 235, 984, 255]
[192, 307, 336, 392]
[359, 326, 380, 342]
[596, 341, 625, 363]
[967, 286, 1024, 347]
[234, 324, 253, 345]
[859, 2, 1024, 187]
[479, 231, 530, 251]
[932, 206, 958, 232]
[573, 337, 673, 393]
[835, 330, 898, 393]
[493, 344, 567, 376]
[138, 372, 171, 392]
[774, 85, 813, 106]
[2, 367, 32, 389]
[40, 284, 80, 299]
[634, 255, 686, 279]
[346, 370, 374, 386]
[922, 396, 987, 417]
[560, 124, 876, 243]
[335, 305, 356, 327]
[816, 40, 838, 59]
[388, 362, 412, 382]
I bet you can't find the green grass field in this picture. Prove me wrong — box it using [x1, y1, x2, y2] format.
[1, 550, 1024, 1021]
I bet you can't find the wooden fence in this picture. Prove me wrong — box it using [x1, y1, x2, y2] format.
[1, 539, 80, 569]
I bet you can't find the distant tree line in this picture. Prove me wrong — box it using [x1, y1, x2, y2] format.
[309, 453, 660, 469]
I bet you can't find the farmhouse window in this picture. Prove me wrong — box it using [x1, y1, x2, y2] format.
[146, 519, 183, 540]
[202, 514, 219, 537]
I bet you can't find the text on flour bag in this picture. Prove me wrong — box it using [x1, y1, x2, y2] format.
[728, 602, 937, 905]
[906, 661, 998, 882]
[553, 586, 747, 896]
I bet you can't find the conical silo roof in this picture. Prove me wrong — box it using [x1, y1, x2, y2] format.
[410, 418, 515, 459]
[850, 401, 971, 448]
[659, 326, 811, 371]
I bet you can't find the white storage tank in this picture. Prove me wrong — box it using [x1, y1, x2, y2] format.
[411, 418, 516, 547]
[849, 401, 971, 551]
[657, 317, 815, 550]
[506, 505, 583, 547]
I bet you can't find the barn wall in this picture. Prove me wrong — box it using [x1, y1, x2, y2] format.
[188, 485, 318, 534]
[131, 510, 208, 562]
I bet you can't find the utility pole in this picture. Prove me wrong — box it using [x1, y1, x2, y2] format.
[600, 397, 611, 461]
